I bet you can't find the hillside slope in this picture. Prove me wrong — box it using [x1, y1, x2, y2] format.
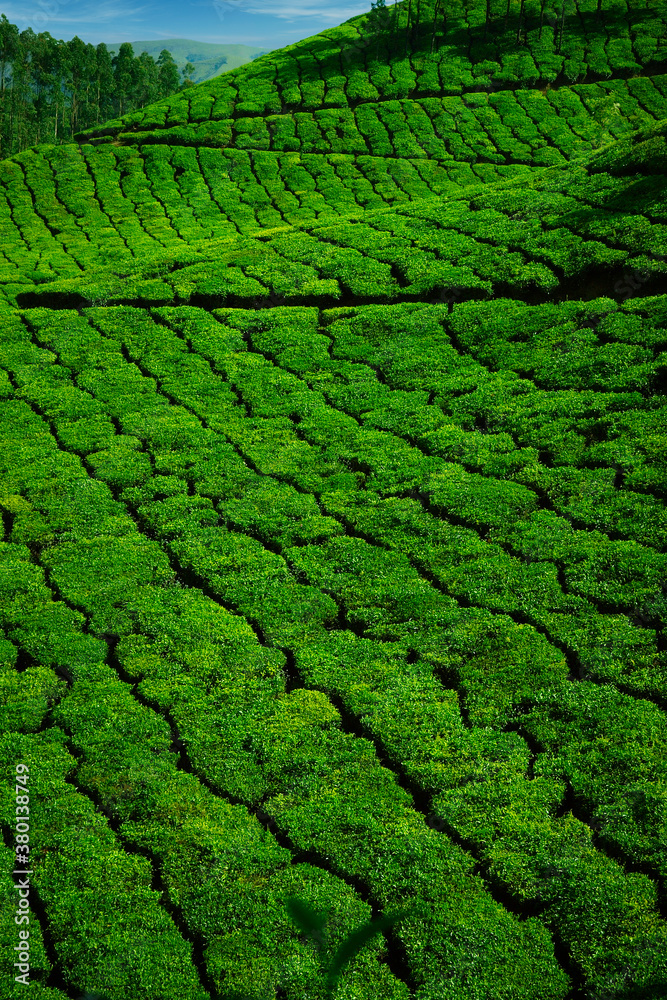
[1, 2, 667, 1000]
[13, 115, 667, 311]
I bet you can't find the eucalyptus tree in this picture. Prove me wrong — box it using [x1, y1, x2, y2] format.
[556, 0, 570, 54]
[29, 31, 61, 143]
[0, 16, 188, 156]
[403, 0, 413, 55]
[157, 49, 180, 99]
[430, 0, 444, 53]
[94, 44, 116, 126]
[483, 0, 492, 39]
[5, 28, 38, 153]
[368, 0, 392, 57]
[181, 61, 197, 88]
[135, 51, 161, 108]
[64, 36, 97, 136]
[111, 42, 135, 117]
[0, 14, 19, 98]
[515, 0, 526, 44]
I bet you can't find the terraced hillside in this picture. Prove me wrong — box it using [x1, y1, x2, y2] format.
[1, 1, 667, 998]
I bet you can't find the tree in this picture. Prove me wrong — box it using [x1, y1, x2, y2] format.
[539, 0, 547, 40]
[484, 0, 492, 40]
[135, 51, 160, 108]
[367, 0, 391, 57]
[94, 44, 115, 126]
[111, 42, 135, 117]
[430, 0, 442, 53]
[157, 49, 179, 99]
[0, 18, 202, 156]
[64, 36, 96, 137]
[403, 0, 413, 56]
[52, 39, 69, 141]
[80, 41, 98, 129]
[29, 31, 60, 143]
[9, 28, 38, 152]
[430, 0, 450, 54]
[0, 14, 19, 97]
[412, 0, 423, 51]
[557, 0, 568, 54]
[181, 60, 196, 88]
[516, 0, 526, 44]
[391, 0, 400, 42]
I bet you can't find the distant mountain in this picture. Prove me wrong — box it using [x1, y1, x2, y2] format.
[104, 38, 271, 84]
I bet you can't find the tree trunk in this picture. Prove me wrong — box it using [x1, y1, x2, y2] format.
[431, 0, 442, 52]
[391, 0, 399, 45]
[557, 0, 566, 53]
[404, 0, 412, 57]
[516, 0, 525, 43]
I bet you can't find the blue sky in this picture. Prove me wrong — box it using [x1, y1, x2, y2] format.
[1, 0, 372, 53]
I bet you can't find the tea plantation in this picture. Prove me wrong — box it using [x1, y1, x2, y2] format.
[1, 0, 666, 997]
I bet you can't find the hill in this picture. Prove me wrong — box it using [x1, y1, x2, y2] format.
[1, 1, 666, 999]
[103, 39, 270, 84]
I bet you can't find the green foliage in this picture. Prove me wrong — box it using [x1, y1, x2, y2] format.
[74, 898, 418, 1000]
[287, 897, 419, 998]
[0, 24, 189, 159]
[2, 1, 667, 998]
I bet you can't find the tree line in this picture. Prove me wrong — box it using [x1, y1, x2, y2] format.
[366, 0, 606, 60]
[0, 14, 199, 159]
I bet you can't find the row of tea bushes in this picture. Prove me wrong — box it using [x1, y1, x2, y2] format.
[9, 294, 666, 560]
[0, 543, 212, 999]
[118, 301, 666, 699]
[313, 298, 667, 538]
[0, 407, 413, 999]
[201, 298, 667, 546]
[79, 305, 667, 998]
[0, 830, 69, 1000]
[5, 95, 665, 312]
[74, 0, 667, 143]
[78, 79, 667, 165]
[26, 300, 663, 800]
[4, 299, 667, 996]
[60, 313, 667, 998]
[1, 311, 561, 991]
[0, 327, 569, 1000]
[16, 120, 667, 313]
[0, 142, 531, 308]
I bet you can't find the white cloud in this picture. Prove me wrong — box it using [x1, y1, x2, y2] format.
[2, 0, 156, 26]
[2, 0, 373, 44]
[205, 0, 368, 21]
